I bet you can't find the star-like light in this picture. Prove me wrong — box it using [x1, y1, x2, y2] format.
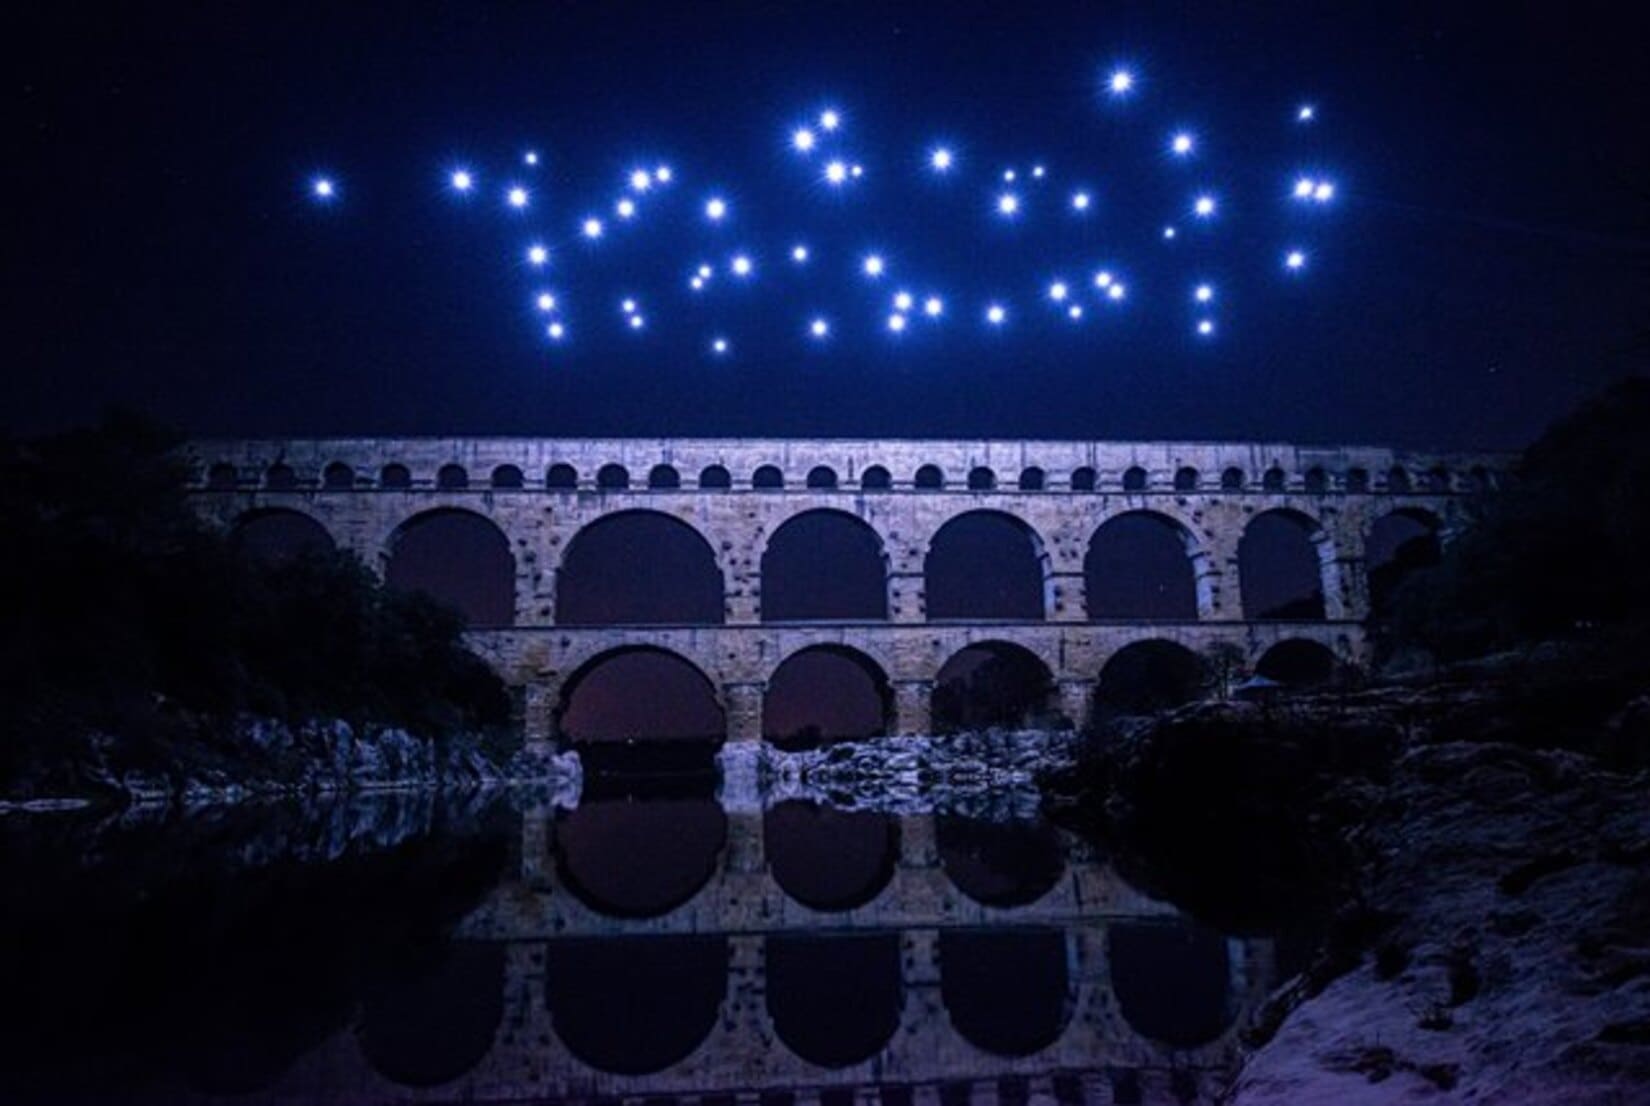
[1197, 318, 1215, 336]
[450, 170, 473, 192]
[524, 151, 540, 166]
[1068, 304, 1084, 320]
[622, 298, 637, 313]
[1107, 68, 1135, 96]
[536, 292, 557, 312]
[923, 295, 944, 318]
[311, 177, 335, 199]
[887, 313, 907, 333]
[825, 160, 849, 186]
[986, 303, 1007, 325]
[1107, 282, 1127, 301]
[1195, 283, 1213, 302]
[1297, 104, 1315, 122]
[1163, 225, 1178, 239]
[997, 192, 1020, 217]
[731, 254, 753, 277]
[820, 109, 841, 131]
[507, 186, 529, 209]
[629, 169, 653, 193]
[705, 196, 727, 221]
[862, 254, 885, 278]
[1313, 181, 1335, 202]
[615, 197, 636, 219]
[809, 317, 830, 339]
[1049, 280, 1069, 302]
[581, 217, 604, 239]
[791, 244, 809, 263]
[698, 264, 714, 279]
[527, 244, 549, 266]
[1032, 164, 1046, 179]
[689, 276, 705, 291]
[1094, 270, 1113, 289]
[1193, 194, 1216, 218]
[930, 146, 954, 172]
[1171, 132, 1195, 156]
[712, 336, 730, 355]
[1003, 169, 1017, 183]
[893, 290, 914, 312]
[653, 165, 673, 184]
[628, 314, 645, 330]
[547, 321, 565, 340]
[851, 163, 865, 178]
[1293, 176, 1317, 199]
[1285, 249, 1307, 270]
[1071, 191, 1091, 212]
[793, 127, 816, 153]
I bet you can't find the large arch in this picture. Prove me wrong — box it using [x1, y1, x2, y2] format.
[1367, 507, 1443, 617]
[555, 646, 724, 745]
[384, 508, 514, 626]
[557, 510, 724, 625]
[1255, 639, 1339, 689]
[1238, 509, 1327, 621]
[1095, 640, 1206, 715]
[940, 929, 1072, 1056]
[925, 511, 1050, 620]
[767, 934, 901, 1068]
[555, 794, 727, 917]
[358, 943, 504, 1087]
[763, 645, 891, 748]
[1085, 511, 1199, 620]
[765, 800, 898, 911]
[1108, 922, 1234, 1047]
[932, 641, 1057, 733]
[937, 816, 1065, 907]
[230, 507, 335, 562]
[544, 936, 726, 1075]
[760, 510, 888, 622]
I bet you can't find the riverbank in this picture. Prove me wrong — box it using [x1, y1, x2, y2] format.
[1044, 653, 1650, 1102]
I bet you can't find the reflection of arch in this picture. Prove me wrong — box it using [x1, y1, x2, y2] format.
[1238, 509, 1328, 621]
[1109, 922, 1233, 1046]
[765, 801, 898, 911]
[557, 510, 723, 625]
[937, 816, 1065, 907]
[555, 645, 724, 744]
[761, 510, 888, 622]
[925, 511, 1050, 620]
[932, 641, 1057, 733]
[231, 507, 335, 562]
[941, 929, 1072, 1056]
[1085, 511, 1199, 620]
[1096, 640, 1205, 714]
[359, 943, 504, 1087]
[767, 934, 901, 1067]
[764, 644, 891, 745]
[556, 797, 727, 917]
[385, 508, 515, 626]
[1255, 639, 1338, 688]
[1368, 508, 1443, 616]
[860, 465, 891, 490]
[545, 937, 726, 1075]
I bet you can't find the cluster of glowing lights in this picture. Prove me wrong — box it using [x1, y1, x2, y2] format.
[303, 60, 1338, 353]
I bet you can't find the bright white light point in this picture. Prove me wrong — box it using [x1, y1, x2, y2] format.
[527, 245, 548, 266]
[1286, 250, 1307, 270]
[1068, 305, 1084, 320]
[1003, 169, 1016, 183]
[690, 277, 704, 291]
[1033, 165, 1046, 178]
[1198, 319, 1215, 336]
[825, 160, 848, 185]
[1298, 104, 1315, 122]
[862, 254, 885, 278]
[887, 314, 907, 333]
[629, 315, 644, 330]
[621, 298, 637, 313]
[1313, 181, 1335, 202]
[1163, 225, 1178, 239]
[1108, 68, 1135, 95]
[312, 178, 335, 198]
[930, 147, 953, 172]
[1072, 191, 1091, 211]
[654, 166, 672, 183]
[791, 245, 808, 263]
[997, 192, 1020, 216]
[536, 292, 556, 312]
[986, 304, 1007, 325]
[851, 164, 864, 178]
[582, 217, 604, 239]
[705, 197, 727, 220]
[697, 264, 714, 279]
[1195, 283, 1213, 303]
[923, 296, 943, 317]
[1294, 177, 1316, 199]
[731, 254, 753, 276]
[894, 291, 914, 312]
[508, 186, 528, 208]
[1171, 132, 1194, 156]
[616, 198, 636, 219]
[1049, 281, 1069, 302]
[810, 317, 829, 339]
[713, 337, 729, 354]
[524, 152, 539, 166]
[547, 322, 564, 340]
[820, 109, 841, 131]
[1108, 283, 1126, 301]
[627, 170, 651, 193]
[450, 170, 473, 191]
[1194, 194, 1216, 217]
[793, 128, 816, 153]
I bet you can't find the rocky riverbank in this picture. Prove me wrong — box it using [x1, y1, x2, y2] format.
[1044, 665, 1650, 1103]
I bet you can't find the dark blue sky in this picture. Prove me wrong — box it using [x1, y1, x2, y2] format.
[12, 1, 1646, 448]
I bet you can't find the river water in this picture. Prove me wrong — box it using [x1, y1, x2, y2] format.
[0, 766, 1286, 1105]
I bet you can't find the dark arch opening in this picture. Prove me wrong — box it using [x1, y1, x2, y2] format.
[1019, 466, 1045, 491]
[1096, 640, 1206, 715]
[1255, 639, 1338, 688]
[1346, 467, 1370, 493]
[1085, 512, 1198, 620]
[596, 463, 630, 490]
[265, 463, 297, 490]
[380, 462, 412, 489]
[761, 511, 887, 623]
[206, 462, 238, 490]
[1304, 467, 1329, 495]
[1387, 466, 1412, 493]
[698, 464, 731, 489]
[648, 464, 680, 489]
[767, 934, 901, 1067]
[1109, 922, 1233, 1047]
[940, 929, 1071, 1056]
[766, 801, 898, 911]
[546, 463, 578, 489]
[1071, 467, 1097, 492]
[437, 464, 469, 490]
[1368, 509, 1442, 617]
[230, 508, 335, 563]
[545, 937, 726, 1075]
[556, 646, 724, 746]
[925, 512, 1046, 620]
[1220, 467, 1245, 491]
[359, 943, 504, 1087]
[1262, 467, 1286, 492]
[1174, 467, 1199, 491]
[322, 462, 354, 490]
[1238, 511, 1325, 620]
[1423, 465, 1452, 492]
[932, 642, 1056, 733]
[490, 464, 523, 489]
[806, 465, 839, 489]
[937, 816, 1065, 907]
[556, 794, 727, 917]
[968, 466, 996, 491]
[557, 511, 723, 625]
[914, 464, 944, 489]
[861, 465, 892, 491]
[764, 646, 890, 748]
[1122, 466, 1148, 492]
[753, 464, 785, 489]
[385, 509, 514, 626]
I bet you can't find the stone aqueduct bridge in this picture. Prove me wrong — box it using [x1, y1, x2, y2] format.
[187, 436, 1508, 744]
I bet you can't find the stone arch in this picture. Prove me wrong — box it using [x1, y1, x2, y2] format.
[265, 462, 297, 490]
[914, 464, 944, 489]
[436, 463, 469, 490]
[937, 816, 1065, 907]
[932, 641, 1057, 733]
[206, 462, 238, 489]
[596, 463, 630, 490]
[761, 509, 889, 623]
[806, 465, 839, 489]
[1346, 467, 1370, 493]
[1109, 922, 1234, 1047]
[1368, 507, 1443, 617]
[1122, 465, 1148, 492]
[1423, 464, 1452, 492]
[230, 507, 335, 562]
[555, 645, 724, 744]
[555, 792, 727, 917]
[1221, 466, 1245, 491]
[698, 464, 731, 489]
[968, 466, 996, 491]
[546, 463, 578, 489]
[1238, 509, 1329, 621]
[1262, 466, 1286, 492]
[1303, 466, 1329, 495]
[545, 937, 727, 1075]
[861, 465, 892, 491]
[765, 801, 898, 911]
[1095, 639, 1206, 715]
[1387, 466, 1412, 493]
[1174, 466, 1199, 491]
[648, 464, 680, 489]
[1085, 510, 1200, 620]
[557, 510, 723, 625]
[767, 933, 902, 1068]
[925, 511, 1052, 620]
[1256, 638, 1339, 688]
[753, 464, 785, 489]
[384, 508, 515, 626]
[940, 929, 1073, 1056]
[490, 464, 523, 489]
[359, 943, 504, 1088]
[1071, 466, 1097, 492]
[379, 462, 411, 489]
[1019, 466, 1045, 491]
[764, 644, 892, 746]
[322, 461, 354, 490]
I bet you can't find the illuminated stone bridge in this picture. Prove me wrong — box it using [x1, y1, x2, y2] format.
[187, 436, 1508, 745]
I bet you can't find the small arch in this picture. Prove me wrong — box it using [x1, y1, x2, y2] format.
[1122, 465, 1148, 492]
[546, 463, 578, 489]
[1095, 640, 1206, 715]
[1303, 467, 1329, 495]
[648, 464, 680, 489]
[206, 462, 238, 490]
[1239, 509, 1326, 620]
[1109, 922, 1234, 1047]
[231, 508, 335, 563]
[1085, 511, 1199, 620]
[925, 511, 1050, 620]
[1019, 466, 1045, 491]
[359, 944, 505, 1088]
[1256, 639, 1339, 688]
[1221, 466, 1246, 491]
[490, 464, 523, 489]
[385, 508, 514, 625]
[753, 464, 785, 489]
[764, 644, 891, 745]
[1262, 466, 1286, 492]
[265, 463, 297, 490]
[806, 465, 839, 489]
[1345, 467, 1370, 493]
[967, 466, 996, 491]
[698, 464, 731, 489]
[767, 934, 901, 1068]
[557, 510, 723, 625]
[765, 801, 898, 911]
[1423, 465, 1452, 493]
[1070, 466, 1097, 492]
[1173, 466, 1199, 492]
[1387, 466, 1412, 493]
[321, 461, 354, 490]
[860, 465, 892, 491]
[914, 464, 944, 489]
[596, 463, 630, 490]
[436, 463, 469, 490]
[941, 928, 1072, 1056]
[380, 463, 412, 489]
[932, 641, 1057, 733]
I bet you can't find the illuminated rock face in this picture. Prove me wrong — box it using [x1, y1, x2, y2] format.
[188, 436, 1508, 744]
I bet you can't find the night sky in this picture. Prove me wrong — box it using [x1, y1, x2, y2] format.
[12, 2, 1646, 448]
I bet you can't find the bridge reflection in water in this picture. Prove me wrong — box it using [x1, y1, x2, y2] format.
[252, 792, 1276, 1105]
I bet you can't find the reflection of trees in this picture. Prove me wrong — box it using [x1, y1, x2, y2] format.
[932, 653, 1054, 733]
